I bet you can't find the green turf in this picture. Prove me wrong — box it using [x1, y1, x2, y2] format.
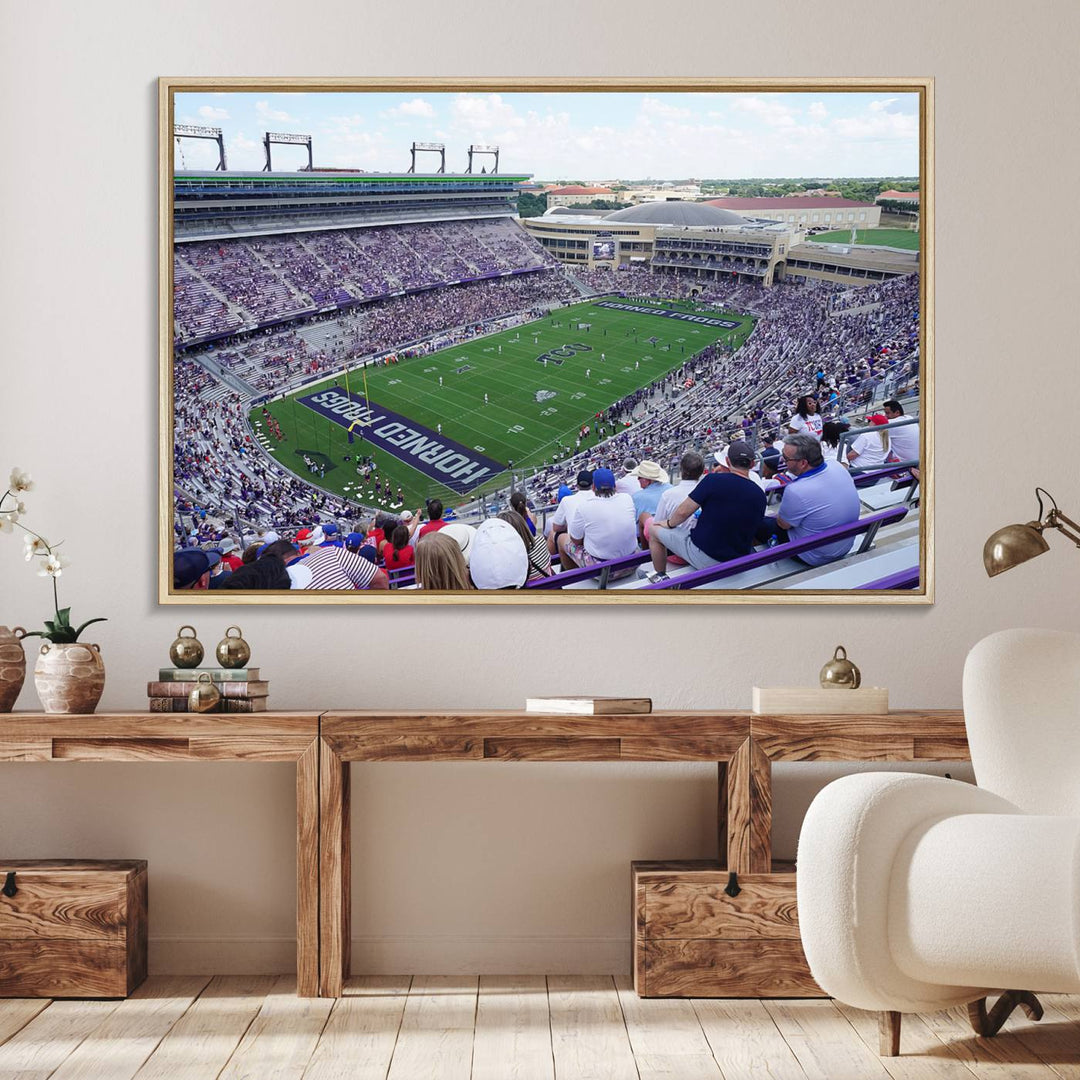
[250, 297, 754, 511]
[808, 228, 920, 251]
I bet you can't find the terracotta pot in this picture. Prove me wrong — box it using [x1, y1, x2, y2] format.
[0, 626, 27, 713]
[34, 642, 106, 714]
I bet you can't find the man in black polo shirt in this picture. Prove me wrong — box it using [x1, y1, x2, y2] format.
[646, 440, 766, 582]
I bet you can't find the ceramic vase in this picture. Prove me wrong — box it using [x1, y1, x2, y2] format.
[34, 642, 106, 714]
[0, 626, 27, 712]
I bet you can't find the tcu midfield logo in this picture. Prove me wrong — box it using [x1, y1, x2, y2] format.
[534, 390, 557, 403]
[534, 342, 592, 366]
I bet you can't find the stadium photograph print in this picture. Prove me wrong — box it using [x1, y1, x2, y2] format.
[160, 77, 932, 604]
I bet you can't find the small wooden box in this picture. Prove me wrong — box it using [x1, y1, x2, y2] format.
[752, 686, 889, 714]
[632, 860, 822, 998]
[0, 859, 148, 998]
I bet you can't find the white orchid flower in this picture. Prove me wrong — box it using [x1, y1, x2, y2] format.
[38, 553, 70, 578]
[8, 469, 34, 493]
[23, 534, 50, 560]
[0, 510, 18, 533]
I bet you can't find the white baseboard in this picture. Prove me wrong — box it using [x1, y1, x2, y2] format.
[149, 935, 630, 975]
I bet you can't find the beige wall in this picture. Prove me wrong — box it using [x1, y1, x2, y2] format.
[2, 0, 1078, 975]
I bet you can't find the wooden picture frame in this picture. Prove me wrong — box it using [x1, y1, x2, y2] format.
[160, 77, 933, 604]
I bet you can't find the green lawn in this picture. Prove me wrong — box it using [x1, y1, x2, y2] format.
[809, 228, 920, 251]
[250, 297, 754, 511]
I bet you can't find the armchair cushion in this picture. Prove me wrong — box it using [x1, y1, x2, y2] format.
[890, 812, 1080, 993]
[797, 771, 1018, 1012]
[964, 628, 1080, 816]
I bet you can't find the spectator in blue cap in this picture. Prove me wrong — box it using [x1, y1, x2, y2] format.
[320, 523, 344, 548]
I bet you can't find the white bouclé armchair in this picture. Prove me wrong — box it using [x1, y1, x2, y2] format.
[796, 628, 1080, 1055]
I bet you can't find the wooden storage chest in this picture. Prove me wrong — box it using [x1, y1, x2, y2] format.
[0, 859, 148, 998]
[632, 860, 822, 998]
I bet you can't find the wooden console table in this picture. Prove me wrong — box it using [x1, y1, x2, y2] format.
[742, 709, 970, 873]
[318, 710, 750, 997]
[2, 708, 971, 999]
[319, 709, 970, 998]
[0, 712, 321, 997]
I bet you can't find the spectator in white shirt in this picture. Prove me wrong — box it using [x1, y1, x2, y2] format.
[846, 415, 891, 470]
[558, 468, 638, 570]
[882, 399, 920, 464]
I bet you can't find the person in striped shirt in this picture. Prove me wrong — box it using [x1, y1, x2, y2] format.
[302, 544, 389, 590]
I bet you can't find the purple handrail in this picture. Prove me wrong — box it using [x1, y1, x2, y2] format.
[527, 505, 908, 592]
[858, 567, 920, 590]
[641, 505, 909, 590]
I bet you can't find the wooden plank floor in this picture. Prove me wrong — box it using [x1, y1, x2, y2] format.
[1, 977, 1078, 1079]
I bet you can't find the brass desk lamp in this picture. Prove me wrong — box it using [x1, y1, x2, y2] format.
[984, 488, 1080, 577]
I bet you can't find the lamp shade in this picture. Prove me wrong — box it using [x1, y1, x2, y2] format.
[983, 522, 1050, 577]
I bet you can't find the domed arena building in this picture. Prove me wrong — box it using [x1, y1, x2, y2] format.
[521, 199, 796, 285]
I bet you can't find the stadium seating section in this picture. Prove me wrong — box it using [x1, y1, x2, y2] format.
[174, 211, 921, 591]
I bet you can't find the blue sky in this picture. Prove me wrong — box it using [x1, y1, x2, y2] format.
[174, 91, 920, 180]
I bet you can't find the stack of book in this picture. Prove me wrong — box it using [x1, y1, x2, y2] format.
[147, 668, 269, 713]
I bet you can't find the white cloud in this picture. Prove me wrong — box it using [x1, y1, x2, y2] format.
[198, 105, 229, 121]
[392, 98, 436, 119]
[255, 100, 297, 124]
[731, 96, 797, 128]
[322, 114, 366, 134]
[640, 96, 692, 121]
[808, 101, 828, 121]
[222, 131, 263, 170]
[832, 110, 918, 142]
[869, 97, 899, 112]
[451, 94, 523, 130]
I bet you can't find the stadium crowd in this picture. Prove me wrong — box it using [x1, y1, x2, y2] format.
[183, 270, 578, 397]
[173, 212, 920, 590]
[520, 269, 918, 505]
[174, 218, 557, 344]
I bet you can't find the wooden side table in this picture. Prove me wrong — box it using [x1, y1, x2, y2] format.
[318, 710, 750, 997]
[0, 712, 321, 997]
[747, 709, 970, 873]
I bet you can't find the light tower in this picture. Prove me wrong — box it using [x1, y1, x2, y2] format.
[173, 124, 227, 170]
[467, 144, 500, 174]
[408, 142, 446, 173]
[262, 132, 314, 172]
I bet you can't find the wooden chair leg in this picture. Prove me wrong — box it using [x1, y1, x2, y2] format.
[879, 1010, 902, 1056]
[968, 991, 1044, 1038]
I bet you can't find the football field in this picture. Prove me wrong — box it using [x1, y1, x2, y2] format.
[251, 297, 755, 510]
[809, 228, 919, 250]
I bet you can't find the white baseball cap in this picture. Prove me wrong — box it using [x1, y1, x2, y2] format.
[469, 519, 528, 589]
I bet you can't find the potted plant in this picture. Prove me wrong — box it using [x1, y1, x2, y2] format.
[1, 468, 108, 713]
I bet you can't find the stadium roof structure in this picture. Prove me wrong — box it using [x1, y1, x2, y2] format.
[787, 241, 918, 274]
[174, 170, 531, 183]
[707, 196, 875, 210]
[542, 206, 606, 217]
[548, 185, 615, 195]
[603, 202, 749, 227]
